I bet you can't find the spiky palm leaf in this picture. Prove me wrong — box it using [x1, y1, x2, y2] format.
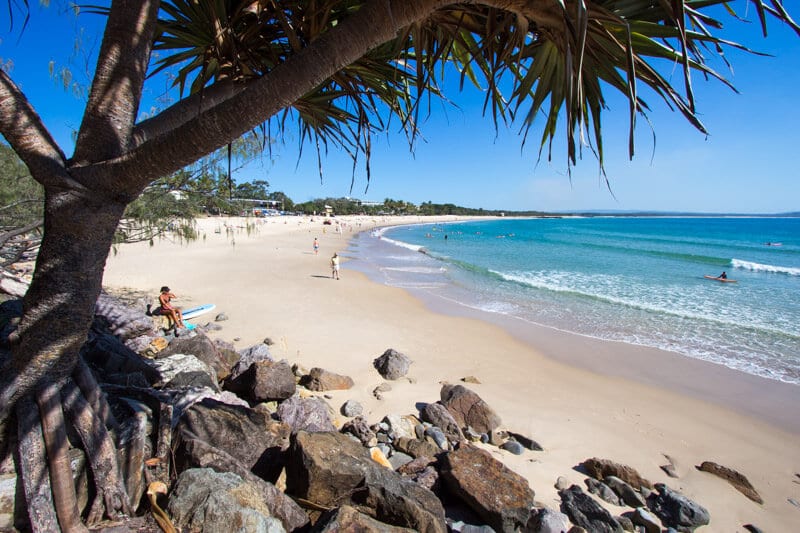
[150, 0, 799, 183]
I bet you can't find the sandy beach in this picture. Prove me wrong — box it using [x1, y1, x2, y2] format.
[102, 215, 800, 531]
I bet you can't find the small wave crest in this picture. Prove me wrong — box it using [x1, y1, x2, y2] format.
[379, 235, 426, 253]
[732, 258, 800, 276]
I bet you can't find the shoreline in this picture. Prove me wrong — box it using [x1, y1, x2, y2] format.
[102, 214, 800, 531]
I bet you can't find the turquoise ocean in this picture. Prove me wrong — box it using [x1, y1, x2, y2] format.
[345, 217, 800, 385]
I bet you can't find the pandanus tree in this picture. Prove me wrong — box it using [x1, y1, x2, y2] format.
[1, 0, 797, 530]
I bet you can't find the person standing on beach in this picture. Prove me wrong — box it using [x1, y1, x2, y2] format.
[330, 253, 340, 280]
[313, 237, 319, 255]
[158, 286, 185, 329]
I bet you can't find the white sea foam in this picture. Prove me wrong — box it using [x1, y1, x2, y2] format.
[732, 258, 800, 276]
[379, 235, 426, 252]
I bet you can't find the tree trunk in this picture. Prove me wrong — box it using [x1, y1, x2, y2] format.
[0, 187, 125, 435]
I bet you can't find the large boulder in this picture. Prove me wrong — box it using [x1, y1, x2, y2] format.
[277, 395, 337, 433]
[148, 353, 220, 391]
[558, 484, 624, 533]
[439, 385, 501, 434]
[175, 398, 291, 483]
[440, 442, 534, 532]
[646, 483, 710, 532]
[373, 349, 412, 380]
[167, 468, 286, 533]
[158, 332, 233, 381]
[229, 343, 274, 380]
[286, 431, 447, 533]
[223, 359, 297, 403]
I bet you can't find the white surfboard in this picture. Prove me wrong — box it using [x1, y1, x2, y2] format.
[182, 304, 216, 321]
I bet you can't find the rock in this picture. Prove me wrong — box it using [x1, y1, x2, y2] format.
[604, 475, 645, 508]
[148, 353, 219, 391]
[527, 507, 570, 533]
[277, 395, 337, 433]
[373, 348, 412, 380]
[660, 454, 679, 478]
[0, 473, 16, 530]
[94, 292, 156, 340]
[394, 436, 441, 459]
[382, 414, 418, 441]
[695, 461, 763, 504]
[743, 524, 765, 533]
[167, 468, 285, 533]
[630, 507, 661, 533]
[646, 483, 710, 532]
[170, 387, 250, 423]
[461, 376, 481, 384]
[581, 457, 652, 490]
[425, 426, 449, 450]
[503, 430, 543, 451]
[341, 416, 377, 446]
[555, 476, 571, 491]
[82, 332, 161, 385]
[440, 385, 501, 434]
[421, 402, 464, 443]
[500, 440, 525, 456]
[558, 485, 623, 533]
[175, 398, 290, 483]
[389, 451, 414, 470]
[300, 367, 354, 391]
[370, 447, 393, 468]
[440, 442, 535, 532]
[286, 431, 447, 532]
[585, 478, 622, 506]
[223, 359, 296, 403]
[341, 399, 363, 417]
[314, 504, 417, 532]
[158, 332, 233, 380]
[229, 343, 274, 380]
[215, 312, 228, 321]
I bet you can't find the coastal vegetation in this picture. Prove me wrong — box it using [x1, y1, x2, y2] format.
[1, 1, 798, 530]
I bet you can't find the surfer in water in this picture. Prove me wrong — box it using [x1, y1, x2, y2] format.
[718, 271, 727, 280]
[158, 286, 185, 329]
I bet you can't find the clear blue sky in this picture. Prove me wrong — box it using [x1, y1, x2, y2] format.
[2, 2, 799, 214]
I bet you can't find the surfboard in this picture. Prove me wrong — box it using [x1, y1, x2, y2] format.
[182, 304, 216, 321]
[704, 275, 737, 283]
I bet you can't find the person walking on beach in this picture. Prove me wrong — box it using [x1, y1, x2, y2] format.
[158, 286, 185, 329]
[330, 253, 340, 280]
[313, 237, 319, 255]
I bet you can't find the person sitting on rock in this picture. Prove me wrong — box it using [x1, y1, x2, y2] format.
[158, 286, 185, 329]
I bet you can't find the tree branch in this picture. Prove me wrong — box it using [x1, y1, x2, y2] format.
[0, 219, 42, 247]
[73, 0, 161, 165]
[0, 70, 72, 189]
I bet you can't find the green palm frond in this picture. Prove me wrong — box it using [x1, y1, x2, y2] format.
[146, 0, 799, 184]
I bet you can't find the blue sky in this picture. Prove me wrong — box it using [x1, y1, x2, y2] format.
[2, 2, 799, 214]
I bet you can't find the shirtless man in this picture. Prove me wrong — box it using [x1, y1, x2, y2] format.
[158, 286, 185, 328]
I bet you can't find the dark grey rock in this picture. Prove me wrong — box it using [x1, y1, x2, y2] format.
[223, 359, 296, 403]
[149, 353, 219, 391]
[373, 348, 412, 380]
[425, 426, 449, 450]
[230, 343, 273, 380]
[605, 475, 645, 508]
[215, 312, 228, 321]
[646, 483, 710, 533]
[502, 430, 543, 451]
[175, 398, 290, 483]
[559, 485, 623, 533]
[158, 332, 233, 380]
[585, 478, 622, 506]
[440, 442, 535, 532]
[389, 451, 415, 470]
[630, 507, 661, 533]
[500, 440, 525, 456]
[286, 431, 446, 532]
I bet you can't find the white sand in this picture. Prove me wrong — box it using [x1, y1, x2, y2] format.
[103, 215, 800, 531]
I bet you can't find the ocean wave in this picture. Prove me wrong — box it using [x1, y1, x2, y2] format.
[383, 266, 447, 274]
[732, 258, 800, 276]
[379, 235, 426, 253]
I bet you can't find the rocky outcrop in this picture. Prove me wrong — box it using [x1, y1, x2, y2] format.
[158, 332, 234, 380]
[277, 395, 337, 433]
[373, 349, 412, 380]
[440, 442, 535, 532]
